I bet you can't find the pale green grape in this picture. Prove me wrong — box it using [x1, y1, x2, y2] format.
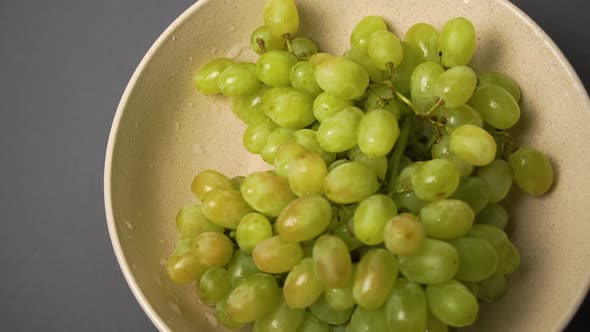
[368, 30, 404, 69]
[175, 205, 224, 237]
[353, 152, 388, 180]
[426, 280, 479, 327]
[309, 295, 354, 325]
[253, 236, 303, 273]
[476, 159, 513, 202]
[438, 17, 476, 67]
[314, 57, 370, 100]
[437, 104, 483, 130]
[241, 171, 296, 217]
[450, 124, 496, 166]
[478, 70, 521, 102]
[198, 267, 231, 306]
[264, 0, 299, 38]
[470, 85, 520, 129]
[172, 236, 193, 255]
[474, 272, 507, 302]
[398, 238, 459, 284]
[276, 195, 332, 242]
[431, 135, 474, 178]
[450, 236, 498, 282]
[312, 92, 354, 122]
[508, 147, 554, 195]
[420, 199, 474, 239]
[353, 249, 398, 309]
[283, 258, 325, 308]
[317, 107, 363, 153]
[226, 273, 281, 323]
[324, 161, 379, 204]
[357, 109, 400, 157]
[332, 222, 362, 251]
[500, 241, 520, 275]
[344, 47, 387, 82]
[194, 58, 235, 94]
[287, 151, 328, 196]
[256, 50, 298, 87]
[191, 169, 234, 200]
[425, 313, 449, 332]
[313, 235, 352, 288]
[166, 252, 206, 285]
[404, 22, 440, 63]
[297, 312, 330, 332]
[218, 62, 261, 97]
[476, 203, 508, 230]
[231, 85, 271, 125]
[250, 25, 287, 55]
[394, 191, 428, 214]
[262, 87, 315, 129]
[364, 84, 407, 118]
[394, 162, 424, 192]
[236, 213, 273, 254]
[385, 278, 428, 332]
[290, 61, 323, 96]
[192, 232, 234, 267]
[468, 224, 509, 260]
[261, 127, 296, 163]
[201, 190, 253, 229]
[434, 66, 477, 108]
[292, 129, 336, 164]
[308, 52, 335, 65]
[353, 194, 397, 245]
[411, 158, 461, 201]
[254, 298, 306, 332]
[243, 118, 279, 154]
[227, 250, 260, 287]
[291, 37, 319, 59]
[392, 42, 422, 93]
[348, 306, 389, 332]
[216, 295, 246, 329]
[410, 62, 444, 112]
[274, 142, 306, 177]
[351, 15, 388, 50]
[451, 177, 490, 214]
[383, 213, 425, 255]
[325, 265, 357, 310]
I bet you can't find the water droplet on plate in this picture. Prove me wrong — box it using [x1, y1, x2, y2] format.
[204, 311, 219, 327]
[149, 164, 153, 168]
[171, 35, 177, 41]
[188, 56, 193, 61]
[210, 47, 218, 54]
[230, 25, 236, 32]
[175, 121, 181, 130]
[160, 257, 167, 266]
[193, 144, 205, 155]
[124, 219, 135, 230]
[168, 302, 182, 316]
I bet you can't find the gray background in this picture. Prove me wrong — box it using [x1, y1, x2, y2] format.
[0, 0, 587, 331]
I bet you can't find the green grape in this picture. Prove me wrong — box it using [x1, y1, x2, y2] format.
[226, 273, 281, 323]
[236, 213, 273, 254]
[292, 129, 336, 164]
[290, 61, 323, 96]
[175, 205, 224, 237]
[283, 258, 325, 308]
[449, 236, 498, 282]
[478, 70, 521, 102]
[385, 278, 428, 332]
[348, 306, 389, 332]
[201, 190, 253, 229]
[411, 159, 461, 201]
[344, 47, 388, 82]
[508, 147, 554, 195]
[231, 85, 271, 125]
[274, 142, 306, 177]
[312, 92, 354, 122]
[297, 312, 330, 332]
[450, 124, 496, 166]
[394, 162, 423, 192]
[264, 0, 299, 38]
[317, 107, 364, 153]
[353, 194, 397, 245]
[190, 169, 234, 200]
[314, 56, 370, 100]
[410, 61, 445, 112]
[194, 58, 235, 94]
[425, 313, 449, 332]
[451, 177, 490, 214]
[250, 25, 287, 55]
[476, 159, 513, 202]
[332, 223, 362, 251]
[166, 252, 206, 284]
[470, 85, 520, 129]
[254, 298, 306, 332]
[261, 127, 296, 163]
[438, 17, 476, 67]
[313, 235, 352, 288]
[198, 267, 231, 306]
[468, 224, 509, 260]
[364, 84, 407, 118]
[476, 203, 508, 230]
[431, 135, 474, 179]
[291, 37, 319, 59]
[357, 109, 400, 157]
[350, 15, 388, 50]
[252, 236, 303, 273]
[256, 50, 298, 87]
[353, 152, 388, 180]
[218, 62, 261, 97]
[243, 118, 279, 154]
[391, 42, 422, 93]
[434, 66, 477, 108]
[398, 238, 459, 284]
[276, 195, 332, 242]
[426, 280, 479, 327]
[309, 295, 354, 325]
[404, 22, 440, 63]
[216, 295, 246, 329]
[324, 161, 379, 204]
[325, 265, 357, 310]
[499, 241, 520, 275]
[241, 171, 296, 217]
[437, 104, 483, 130]
[394, 191, 428, 214]
[191, 232, 234, 268]
[262, 87, 315, 129]
[227, 250, 260, 287]
[368, 30, 404, 70]
[353, 249, 398, 309]
[287, 151, 328, 196]
[173, 236, 194, 255]
[474, 272, 507, 302]
[420, 199, 474, 239]
[327, 159, 349, 172]
[384, 213, 425, 255]
[308, 52, 336, 65]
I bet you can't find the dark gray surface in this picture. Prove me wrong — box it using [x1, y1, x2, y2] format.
[0, 0, 587, 331]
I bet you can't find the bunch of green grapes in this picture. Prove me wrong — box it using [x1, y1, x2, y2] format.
[167, 0, 555, 330]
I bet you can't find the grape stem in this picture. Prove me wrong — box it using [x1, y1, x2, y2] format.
[385, 115, 413, 196]
[284, 33, 300, 60]
[256, 37, 267, 53]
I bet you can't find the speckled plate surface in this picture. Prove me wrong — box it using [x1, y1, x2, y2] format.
[104, 0, 590, 331]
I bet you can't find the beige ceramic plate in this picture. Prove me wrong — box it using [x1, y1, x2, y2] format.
[104, 0, 590, 331]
